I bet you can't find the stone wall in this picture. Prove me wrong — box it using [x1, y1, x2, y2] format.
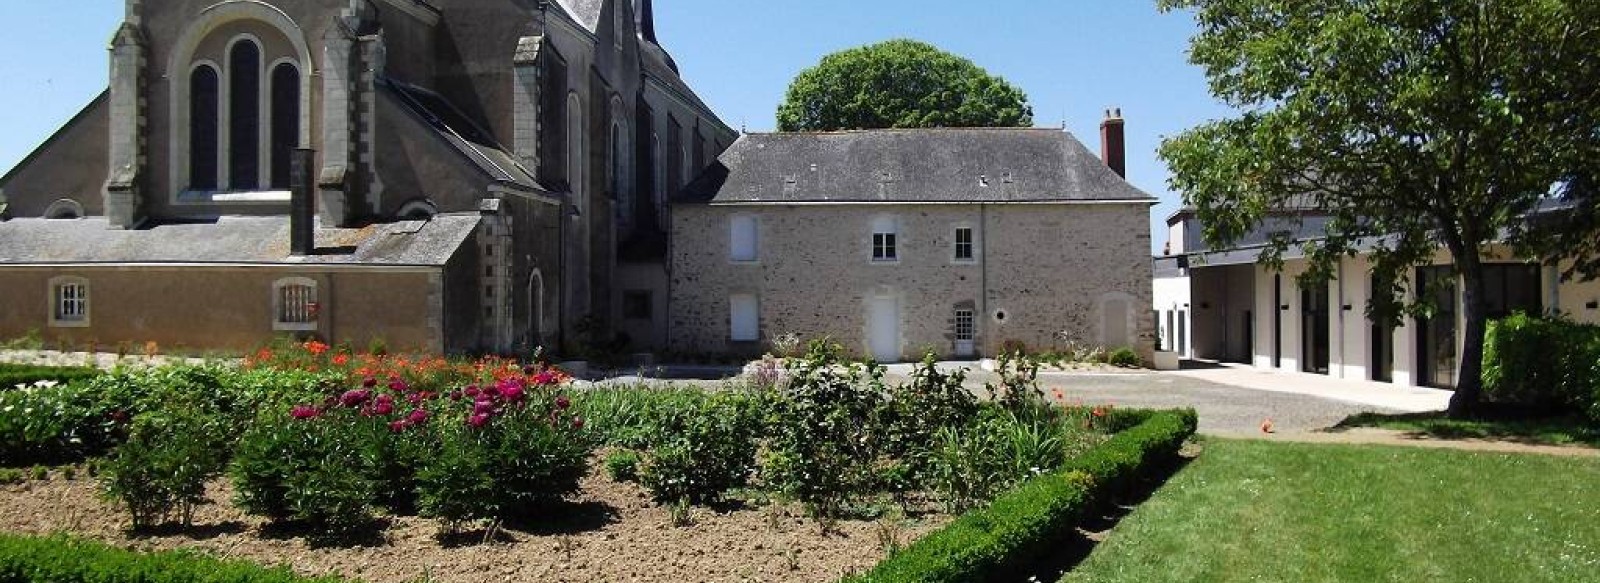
[668, 203, 1154, 361]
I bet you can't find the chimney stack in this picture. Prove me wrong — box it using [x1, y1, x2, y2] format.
[1100, 108, 1126, 179]
[290, 148, 316, 256]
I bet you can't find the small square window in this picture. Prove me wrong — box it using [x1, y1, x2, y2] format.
[954, 227, 974, 261]
[623, 291, 653, 320]
[55, 283, 87, 322]
[274, 279, 318, 331]
[873, 232, 898, 262]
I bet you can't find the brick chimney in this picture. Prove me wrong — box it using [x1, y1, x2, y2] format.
[1100, 108, 1126, 179]
[290, 148, 316, 256]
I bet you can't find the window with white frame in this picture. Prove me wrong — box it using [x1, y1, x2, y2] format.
[729, 294, 759, 342]
[49, 277, 89, 327]
[954, 309, 975, 341]
[273, 278, 319, 331]
[872, 216, 898, 262]
[954, 226, 975, 262]
[730, 215, 758, 262]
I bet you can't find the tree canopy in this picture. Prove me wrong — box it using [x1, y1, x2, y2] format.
[776, 39, 1033, 132]
[1157, 0, 1600, 416]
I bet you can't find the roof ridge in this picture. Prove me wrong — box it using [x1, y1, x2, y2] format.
[745, 127, 1063, 136]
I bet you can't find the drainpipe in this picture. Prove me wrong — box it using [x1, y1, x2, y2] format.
[1336, 260, 1346, 379]
[980, 202, 990, 357]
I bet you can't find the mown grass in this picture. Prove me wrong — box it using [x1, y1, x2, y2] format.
[1061, 438, 1600, 583]
[1336, 411, 1600, 448]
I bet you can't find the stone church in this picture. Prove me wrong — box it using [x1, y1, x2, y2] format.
[0, 0, 735, 355]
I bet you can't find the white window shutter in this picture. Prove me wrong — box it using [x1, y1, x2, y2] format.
[730, 216, 757, 261]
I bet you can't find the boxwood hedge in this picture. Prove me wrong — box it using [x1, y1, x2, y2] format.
[0, 364, 101, 390]
[0, 533, 348, 582]
[844, 408, 1198, 583]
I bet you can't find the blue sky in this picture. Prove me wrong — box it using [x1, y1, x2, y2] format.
[0, 1, 1230, 252]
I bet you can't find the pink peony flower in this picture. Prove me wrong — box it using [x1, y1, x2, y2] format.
[388, 379, 409, 393]
[571, 417, 585, 430]
[340, 389, 372, 407]
[373, 401, 395, 416]
[407, 409, 429, 425]
[406, 392, 427, 406]
[473, 400, 496, 416]
[448, 391, 463, 401]
[533, 371, 558, 386]
[497, 380, 526, 403]
[555, 395, 571, 411]
[464, 385, 480, 398]
[389, 419, 410, 433]
[290, 405, 320, 420]
[362, 377, 378, 389]
[468, 413, 491, 428]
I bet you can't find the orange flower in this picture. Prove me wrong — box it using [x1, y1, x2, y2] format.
[304, 341, 330, 356]
[332, 353, 350, 366]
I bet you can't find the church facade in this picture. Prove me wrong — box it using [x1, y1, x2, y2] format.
[0, 0, 735, 356]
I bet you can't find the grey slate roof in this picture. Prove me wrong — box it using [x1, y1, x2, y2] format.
[384, 80, 544, 192]
[679, 129, 1156, 204]
[0, 214, 481, 267]
[554, 0, 605, 33]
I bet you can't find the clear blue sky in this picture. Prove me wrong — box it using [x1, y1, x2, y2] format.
[0, 1, 1230, 252]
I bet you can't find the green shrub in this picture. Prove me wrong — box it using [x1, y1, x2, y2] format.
[1483, 313, 1600, 422]
[638, 392, 764, 504]
[229, 409, 377, 540]
[845, 408, 1197, 583]
[1106, 347, 1141, 368]
[0, 364, 101, 390]
[604, 449, 641, 483]
[927, 407, 1093, 513]
[0, 533, 348, 582]
[765, 342, 892, 518]
[100, 405, 231, 530]
[415, 400, 590, 532]
[880, 354, 979, 485]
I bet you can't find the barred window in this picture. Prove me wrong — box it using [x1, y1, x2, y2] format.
[273, 278, 318, 331]
[55, 283, 87, 322]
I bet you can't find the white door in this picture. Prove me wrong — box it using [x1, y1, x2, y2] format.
[869, 296, 900, 362]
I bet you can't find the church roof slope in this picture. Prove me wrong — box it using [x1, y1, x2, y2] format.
[0, 215, 481, 267]
[679, 128, 1156, 205]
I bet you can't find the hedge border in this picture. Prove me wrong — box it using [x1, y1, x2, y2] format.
[844, 408, 1199, 583]
[0, 533, 350, 583]
[0, 364, 101, 389]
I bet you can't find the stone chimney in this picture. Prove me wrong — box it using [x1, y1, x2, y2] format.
[290, 149, 316, 256]
[1100, 108, 1126, 179]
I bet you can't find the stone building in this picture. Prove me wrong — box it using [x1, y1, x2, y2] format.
[0, 0, 734, 355]
[669, 118, 1157, 362]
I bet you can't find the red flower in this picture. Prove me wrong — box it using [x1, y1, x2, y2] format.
[555, 395, 571, 411]
[407, 409, 430, 425]
[361, 377, 378, 389]
[340, 389, 372, 407]
[468, 413, 491, 428]
[290, 405, 320, 420]
[1091, 407, 1107, 418]
[304, 341, 329, 356]
[332, 353, 350, 367]
[533, 371, 559, 386]
[571, 417, 585, 430]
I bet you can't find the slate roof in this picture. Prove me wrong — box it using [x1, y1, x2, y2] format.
[554, 0, 606, 33]
[679, 129, 1157, 204]
[0, 214, 481, 267]
[384, 79, 544, 192]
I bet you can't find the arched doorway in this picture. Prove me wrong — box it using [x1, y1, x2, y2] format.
[527, 269, 546, 350]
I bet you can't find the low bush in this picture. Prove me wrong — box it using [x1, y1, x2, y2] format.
[765, 341, 892, 518]
[230, 408, 378, 540]
[100, 404, 231, 530]
[0, 364, 101, 390]
[604, 449, 641, 482]
[0, 533, 347, 582]
[1106, 347, 1141, 368]
[1482, 313, 1600, 422]
[637, 392, 764, 504]
[844, 408, 1197, 583]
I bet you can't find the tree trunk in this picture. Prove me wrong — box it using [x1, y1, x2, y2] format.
[1449, 256, 1488, 419]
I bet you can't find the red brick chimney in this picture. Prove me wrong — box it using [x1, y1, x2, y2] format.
[1100, 108, 1126, 179]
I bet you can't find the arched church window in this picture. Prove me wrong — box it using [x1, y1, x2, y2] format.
[229, 39, 262, 190]
[269, 62, 301, 190]
[189, 65, 220, 191]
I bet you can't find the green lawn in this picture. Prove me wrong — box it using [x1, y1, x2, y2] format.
[1061, 439, 1600, 583]
[1337, 411, 1600, 448]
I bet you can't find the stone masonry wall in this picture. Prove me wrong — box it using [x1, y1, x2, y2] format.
[669, 203, 1154, 361]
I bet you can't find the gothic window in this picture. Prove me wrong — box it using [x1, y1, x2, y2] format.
[566, 94, 584, 212]
[189, 65, 220, 190]
[228, 39, 262, 190]
[269, 62, 300, 190]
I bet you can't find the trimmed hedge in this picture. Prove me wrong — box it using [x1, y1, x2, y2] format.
[1482, 314, 1600, 423]
[0, 533, 349, 582]
[844, 408, 1198, 583]
[0, 364, 101, 390]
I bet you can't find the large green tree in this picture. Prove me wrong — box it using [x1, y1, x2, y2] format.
[776, 39, 1033, 132]
[1157, 0, 1600, 416]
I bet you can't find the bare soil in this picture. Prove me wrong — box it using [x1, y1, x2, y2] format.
[0, 464, 949, 583]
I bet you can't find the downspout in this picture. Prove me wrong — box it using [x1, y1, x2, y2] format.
[1336, 260, 1346, 379]
[557, 201, 568, 353]
[980, 202, 990, 357]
